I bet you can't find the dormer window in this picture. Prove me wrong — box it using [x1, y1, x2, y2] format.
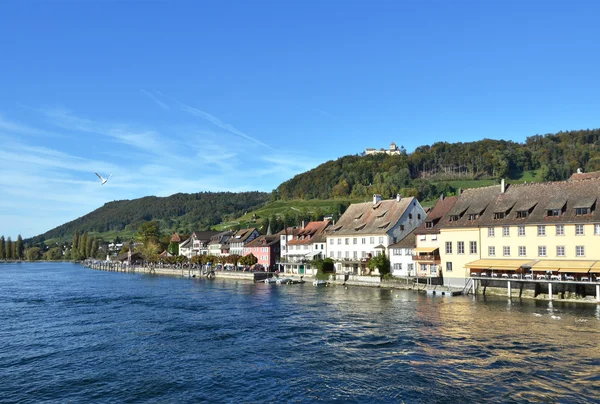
[449, 215, 459, 222]
[494, 212, 506, 219]
[576, 207, 590, 215]
[516, 211, 529, 218]
[425, 221, 434, 228]
[468, 214, 478, 221]
[546, 209, 560, 217]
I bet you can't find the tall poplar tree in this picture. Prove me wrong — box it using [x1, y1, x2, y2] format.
[72, 231, 80, 260]
[90, 239, 98, 259]
[86, 236, 93, 258]
[0, 236, 5, 259]
[80, 231, 88, 258]
[16, 235, 24, 260]
[6, 237, 12, 260]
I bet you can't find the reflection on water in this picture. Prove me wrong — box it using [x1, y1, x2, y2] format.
[0, 263, 599, 403]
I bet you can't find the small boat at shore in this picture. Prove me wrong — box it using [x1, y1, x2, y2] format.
[264, 278, 277, 284]
[313, 280, 328, 286]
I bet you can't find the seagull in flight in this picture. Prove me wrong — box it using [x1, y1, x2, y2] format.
[94, 172, 112, 185]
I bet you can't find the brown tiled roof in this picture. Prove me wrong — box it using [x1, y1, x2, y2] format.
[288, 220, 331, 245]
[170, 233, 181, 242]
[245, 235, 280, 248]
[191, 231, 220, 241]
[389, 229, 416, 248]
[415, 196, 458, 235]
[232, 228, 258, 243]
[569, 171, 600, 181]
[275, 227, 301, 237]
[440, 178, 600, 228]
[328, 197, 416, 236]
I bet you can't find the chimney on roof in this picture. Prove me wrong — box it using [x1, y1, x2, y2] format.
[440, 194, 445, 201]
[458, 188, 463, 195]
[396, 194, 402, 202]
[577, 168, 583, 174]
[301, 220, 305, 229]
[501, 178, 506, 194]
[373, 194, 382, 205]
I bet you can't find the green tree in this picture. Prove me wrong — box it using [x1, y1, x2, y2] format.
[45, 247, 63, 261]
[368, 253, 390, 276]
[86, 236, 93, 258]
[6, 237, 12, 260]
[136, 221, 161, 244]
[80, 231, 88, 258]
[0, 236, 5, 259]
[72, 231, 80, 254]
[90, 239, 98, 258]
[167, 241, 179, 256]
[25, 247, 42, 261]
[138, 240, 161, 263]
[16, 235, 24, 260]
[239, 253, 258, 266]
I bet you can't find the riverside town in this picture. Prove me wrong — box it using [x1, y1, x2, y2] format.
[77, 169, 600, 304]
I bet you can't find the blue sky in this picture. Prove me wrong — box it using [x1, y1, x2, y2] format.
[1, 0, 600, 238]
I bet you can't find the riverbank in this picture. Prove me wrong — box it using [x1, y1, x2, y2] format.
[82, 260, 600, 304]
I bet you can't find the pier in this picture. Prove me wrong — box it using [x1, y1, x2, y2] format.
[470, 276, 600, 302]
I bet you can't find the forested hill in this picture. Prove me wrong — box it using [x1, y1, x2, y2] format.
[32, 191, 269, 242]
[275, 129, 600, 200]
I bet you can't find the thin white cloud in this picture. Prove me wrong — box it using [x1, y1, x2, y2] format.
[141, 89, 170, 110]
[157, 92, 277, 151]
[314, 108, 336, 118]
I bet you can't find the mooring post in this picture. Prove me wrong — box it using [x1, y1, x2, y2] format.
[507, 280, 511, 298]
[548, 282, 553, 300]
[472, 278, 476, 295]
[596, 284, 600, 302]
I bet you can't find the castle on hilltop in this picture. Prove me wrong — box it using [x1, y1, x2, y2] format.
[364, 142, 402, 156]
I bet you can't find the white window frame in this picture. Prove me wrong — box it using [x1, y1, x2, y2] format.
[556, 224, 564, 236]
[575, 224, 584, 236]
[537, 225, 546, 236]
[488, 227, 495, 237]
[488, 246, 495, 256]
[503, 226, 510, 237]
[556, 246, 565, 257]
[576, 245, 585, 257]
[538, 246, 547, 257]
[518, 246, 526, 257]
[518, 226, 525, 236]
[503, 246, 511, 257]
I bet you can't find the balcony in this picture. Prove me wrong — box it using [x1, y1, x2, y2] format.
[412, 254, 441, 264]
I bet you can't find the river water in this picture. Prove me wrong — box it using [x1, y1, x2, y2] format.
[1, 262, 599, 403]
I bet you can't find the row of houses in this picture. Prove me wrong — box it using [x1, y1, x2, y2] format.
[174, 170, 600, 287]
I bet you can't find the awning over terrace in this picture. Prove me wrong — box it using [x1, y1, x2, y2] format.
[530, 260, 597, 273]
[414, 247, 439, 254]
[465, 259, 533, 271]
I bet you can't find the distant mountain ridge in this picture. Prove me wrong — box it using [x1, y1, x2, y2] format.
[32, 192, 270, 243]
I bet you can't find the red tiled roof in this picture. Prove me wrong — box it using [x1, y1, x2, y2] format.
[288, 220, 331, 245]
[569, 171, 600, 181]
[170, 233, 181, 242]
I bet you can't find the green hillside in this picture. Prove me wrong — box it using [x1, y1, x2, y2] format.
[30, 191, 270, 244]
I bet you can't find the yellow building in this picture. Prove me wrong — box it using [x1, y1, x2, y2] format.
[438, 176, 600, 288]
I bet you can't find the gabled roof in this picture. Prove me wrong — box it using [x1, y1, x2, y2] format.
[327, 197, 417, 236]
[415, 196, 458, 234]
[179, 238, 193, 248]
[191, 231, 220, 241]
[245, 235, 280, 248]
[288, 220, 331, 245]
[232, 228, 258, 243]
[440, 178, 600, 228]
[170, 233, 181, 242]
[569, 170, 600, 181]
[389, 228, 417, 248]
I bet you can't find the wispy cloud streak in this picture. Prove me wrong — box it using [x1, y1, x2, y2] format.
[141, 89, 170, 110]
[157, 92, 276, 151]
